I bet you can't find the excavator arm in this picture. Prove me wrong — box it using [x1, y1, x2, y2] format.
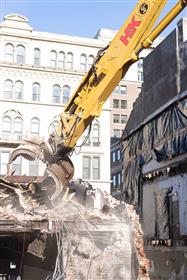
[8, 0, 187, 200]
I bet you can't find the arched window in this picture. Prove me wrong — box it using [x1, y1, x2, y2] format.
[16, 45, 25, 64]
[33, 48, 40, 65]
[4, 80, 13, 99]
[52, 84, 61, 103]
[50, 119, 59, 136]
[59, 51, 65, 68]
[82, 126, 91, 146]
[2, 116, 11, 135]
[50, 50, 57, 67]
[32, 83, 40, 101]
[62, 85, 70, 104]
[88, 55, 94, 69]
[13, 156, 22, 175]
[29, 159, 39, 176]
[80, 54, 87, 71]
[15, 81, 23, 100]
[31, 117, 40, 136]
[0, 151, 10, 175]
[13, 117, 23, 139]
[5, 43, 14, 62]
[67, 52, 73, 70]
[92, 123, 100, 146]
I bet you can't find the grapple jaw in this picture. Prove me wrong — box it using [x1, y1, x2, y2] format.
[7, 137, 74, 201]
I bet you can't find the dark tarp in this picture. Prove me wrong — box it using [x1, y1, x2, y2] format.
[121, 98, 187, 206]
[154, 188, 171, 240]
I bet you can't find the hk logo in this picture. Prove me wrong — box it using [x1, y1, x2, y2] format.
[120, 15, 141, 46]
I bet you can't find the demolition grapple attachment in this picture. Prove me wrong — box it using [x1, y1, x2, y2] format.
[7, 137, 74, 201]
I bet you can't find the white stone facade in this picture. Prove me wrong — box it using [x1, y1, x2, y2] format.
[0, 14, 111, 192]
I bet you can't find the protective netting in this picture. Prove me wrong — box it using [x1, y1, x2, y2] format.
[121, 97, 187, 206]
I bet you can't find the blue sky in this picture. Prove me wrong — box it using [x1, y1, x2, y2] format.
[1, 1, 187, 38]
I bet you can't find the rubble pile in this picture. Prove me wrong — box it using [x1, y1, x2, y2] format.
[126, 205, 151, 280]
[0, 177, 150, 279]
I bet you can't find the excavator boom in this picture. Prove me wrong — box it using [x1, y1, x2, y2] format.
[8, 0, 187, 201]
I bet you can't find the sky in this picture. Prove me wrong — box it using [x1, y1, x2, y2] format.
[0, 0, 187, 38]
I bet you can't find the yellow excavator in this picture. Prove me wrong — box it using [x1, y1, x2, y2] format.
[8, 0, 187, 200]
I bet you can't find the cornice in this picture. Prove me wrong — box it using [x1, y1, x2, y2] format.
[0, 31, 106, 49]
[0, 63, 85, 79]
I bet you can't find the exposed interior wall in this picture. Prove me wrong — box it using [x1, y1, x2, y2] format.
[121, 17, 187, 280]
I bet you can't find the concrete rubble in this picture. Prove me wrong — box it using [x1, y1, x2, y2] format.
[0, 177, 150, 279]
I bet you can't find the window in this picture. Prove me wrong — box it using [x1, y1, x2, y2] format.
[52, 84, 61, 103]
[33, 48, 40, 65]
[29, 159, 39, 176]
[121, 100, 127, 109]
[50, 50, 57, 67]
[121, 115, 128, 124]
[112, 152, 116, 163]
[2, 116, 11, 135]
[14, 81, 23, 100]
[59, 51, 65, 68]
[113, 86, 119, 94]
[112, 175, 116, 187]
[5, 43, 14, 62]
[120, 85, 127, 95]
[0, 275, 21, 280]
[67, 52, 73, 70]
[83, 156, 91, 179]
[88, 55, 94, 69]
[112, 173, 122, 189]
[92, 156, 100, 180]
[113, 129, 120, 138]
[13, 117, 23, 139]
[113, 99, 120, 108]
[62, 85, 70, 104]
[16, 45, 25, 64]
[50, 119, 59, 136]
[92, 124, 100, 146]
[31, 118, 40, 136]
[117, 149, 121, 161]
[138, 59, 144, 81]
[118, 173, 121, 186]
[0, 152, 10, 175]
[32, 83, 40, 101]
[12, 156, 22, 175]
[80, 54, 87, 71]
[113, 114, 120, 124]
[2, 111, 23, 140]
[4, 80, 13, 99]
[82, 127, 91, 146]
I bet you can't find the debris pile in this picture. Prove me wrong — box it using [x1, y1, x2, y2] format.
[0, 177, 150, 279]
[126, 205, 151, 280]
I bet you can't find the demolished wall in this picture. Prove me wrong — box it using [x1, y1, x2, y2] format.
[121, 17, 187, 279]
[0, 178, 151, 279]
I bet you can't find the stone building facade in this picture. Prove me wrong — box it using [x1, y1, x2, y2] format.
[0, 14, 113, 191]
